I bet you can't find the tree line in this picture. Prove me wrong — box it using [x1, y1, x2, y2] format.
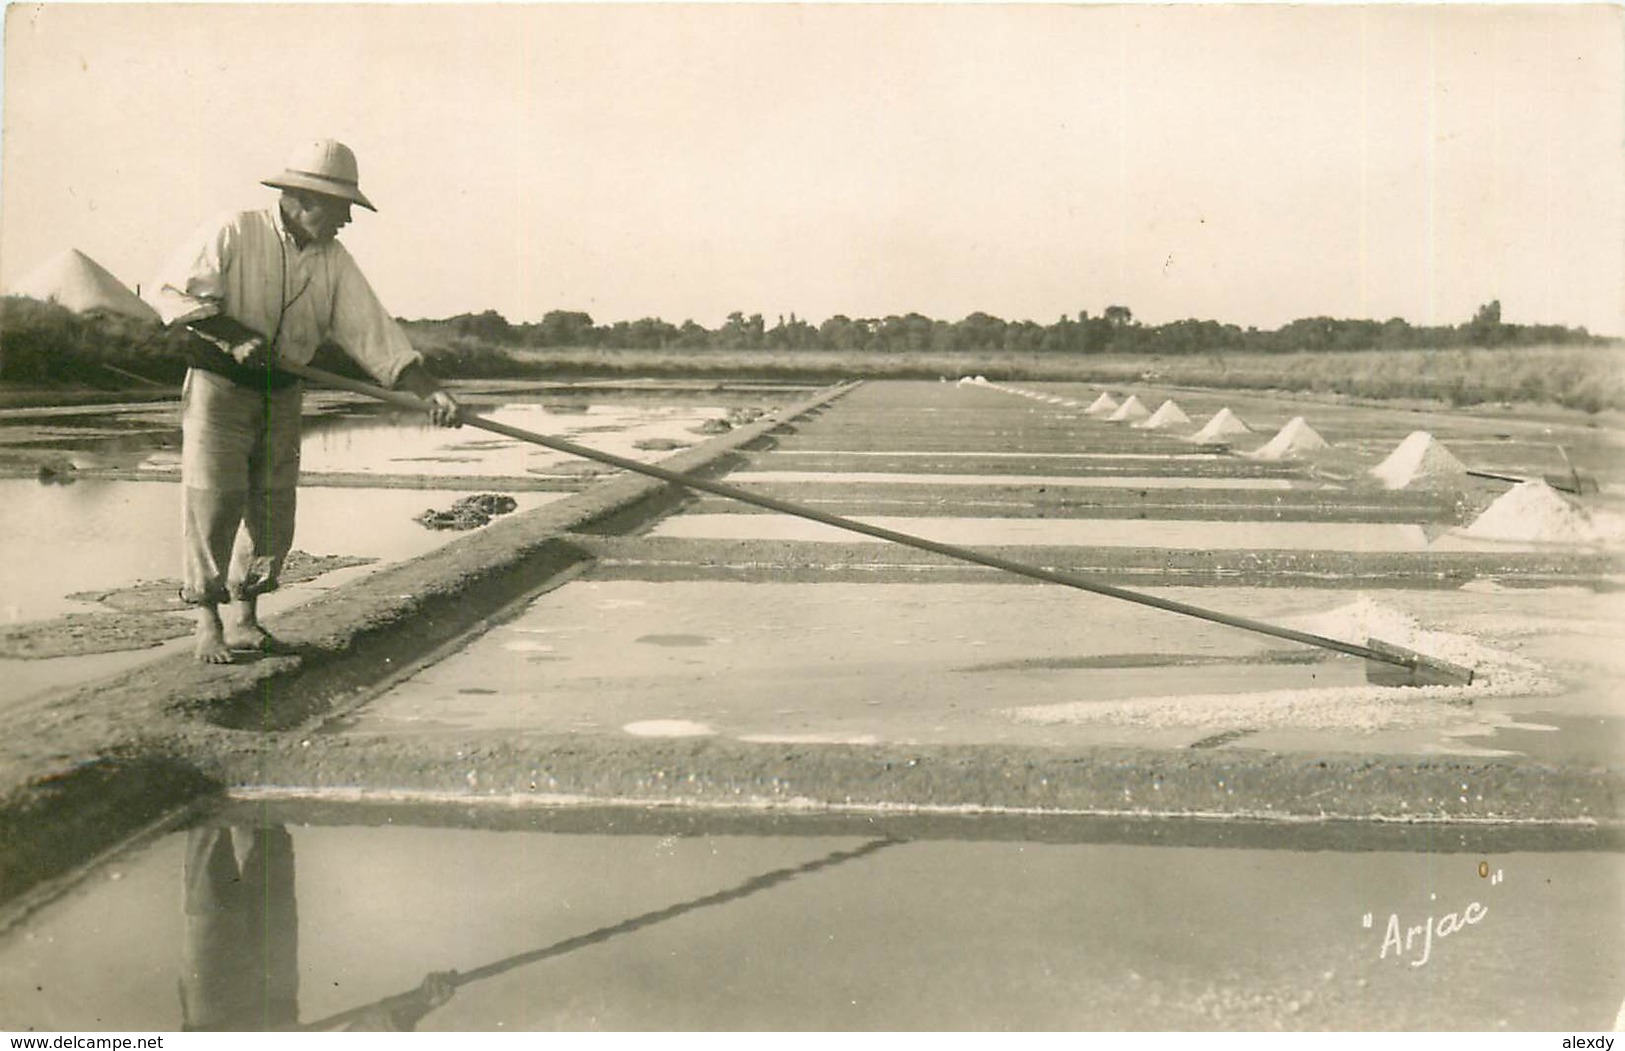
[0, 293, 1607, 395]
[404, 300, 1599, 355]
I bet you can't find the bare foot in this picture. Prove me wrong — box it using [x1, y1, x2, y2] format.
[224, 622, 290, 653]
[194, 607, 233, 664]
[223, 598, 289, 653]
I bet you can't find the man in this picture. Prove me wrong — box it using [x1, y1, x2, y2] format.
[147, 139, 460, 663]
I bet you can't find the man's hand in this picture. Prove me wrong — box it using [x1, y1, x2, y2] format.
[392, 362, 461, 427]
[229, 336, 269, 368]
[427, 389, 461, 428]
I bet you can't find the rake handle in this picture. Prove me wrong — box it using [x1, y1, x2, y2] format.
[284, 361, 1422, 671]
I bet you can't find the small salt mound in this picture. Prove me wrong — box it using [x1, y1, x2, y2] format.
[1187, 407, 1252, 443]
[1462, 481, 1600, 543]
[1369, 431, 1467, 490]
[1246, 417, 1327, 460]
[623, 719, 715, 738]
[1134, 400, 1193, 431]
[1003, 596, 1560, 733]
[1106, 395, 1151, 422]
[1083, 392, 1120, 416]
[1007, 687, 1488, 733]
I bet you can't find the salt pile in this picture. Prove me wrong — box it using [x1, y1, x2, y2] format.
[1083, 392, 1120, 416]
[1134, 399, 1193, 431]
[1001, 597, 1556, 734]
[1286, 597, 1495, 670]
[1461, 481, 1602, 543]
[1187, 407, 1252, 443]
[1106, 395, 1151, 423]
[1246, 417, 1327, 460]
[1369, 431, 1467, 490]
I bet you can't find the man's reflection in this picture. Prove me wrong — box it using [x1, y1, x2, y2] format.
[179, 824, 453, 1032]
[179, 824, 298, 1031]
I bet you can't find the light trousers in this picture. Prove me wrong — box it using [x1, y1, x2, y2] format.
[179, 368, 302, 605]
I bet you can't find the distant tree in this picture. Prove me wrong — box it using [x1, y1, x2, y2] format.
[451, 309, 515, 344]
[717, 311, 765, 349]
[766, 312, 819, 350]
[1467, 299, 1504, 347]
[534, 310, 596, 347]
[674, 319, 712, 349]
[874, 313, 935, 353]
[818, 314, 872, 350]
[955, 312, 1008, 351]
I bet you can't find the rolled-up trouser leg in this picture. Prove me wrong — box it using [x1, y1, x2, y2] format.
[230, 381, 302, 599]
[181, 370, 255, 606]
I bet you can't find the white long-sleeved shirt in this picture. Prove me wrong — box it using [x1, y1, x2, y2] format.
[145, 206, 421, 387]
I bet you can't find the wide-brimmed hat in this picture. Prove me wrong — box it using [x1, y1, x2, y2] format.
[261, 138, 376, 211]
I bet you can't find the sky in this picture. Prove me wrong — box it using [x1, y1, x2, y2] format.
[2, 3, 1622, 336]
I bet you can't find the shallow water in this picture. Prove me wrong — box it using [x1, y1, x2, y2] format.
[771, 450, 1228, 460]
[294, 402, 727, 477]
[0, 806, 1618, 1031]
[0, 393, 742, 625]
[0, 478, 566, 624]
[649, 514, 1431, 551]
[730, 470, 1299, 489]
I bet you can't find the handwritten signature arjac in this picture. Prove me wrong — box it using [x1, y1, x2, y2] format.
[1372, 901, 1489, 967]
[1362, 865, 1501, 968]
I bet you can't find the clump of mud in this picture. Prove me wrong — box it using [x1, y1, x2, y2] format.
[1246, 417, 1328, 461]
[690, 406, 770, 437]
[1461, 481, 1616, 543]
[633, 437, 691, 452]
[4, 551, 376, 659]
[1369, 431, 1467, 490]
[530, 461, 616, 479]
[0, 612, 193, 659]
[414, 492, 520, 531]
[64, 551, 376, 614]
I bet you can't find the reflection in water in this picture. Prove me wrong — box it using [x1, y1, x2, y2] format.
[179, 826, 299, 1031]
[181, 824, 452, 1032]
[179, 820, 897, 1032]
